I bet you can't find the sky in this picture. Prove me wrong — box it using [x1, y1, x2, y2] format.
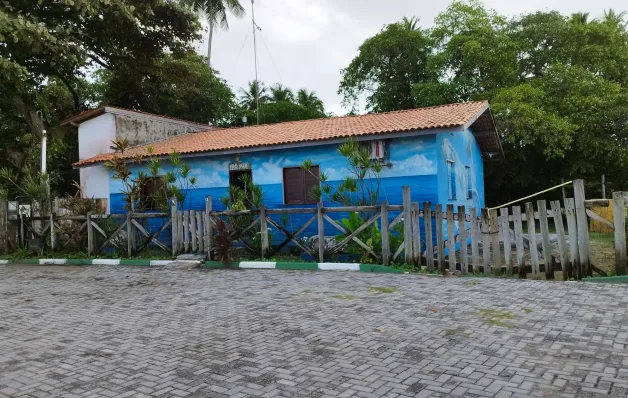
[197, 0, 626, 116]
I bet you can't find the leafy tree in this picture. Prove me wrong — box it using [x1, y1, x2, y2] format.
[236, 101, 326, 126]
[338, 20, 434, 112]
[269, 84, 295, 103]
[296, 89, 324, 113]
[178, 0, 245, 66]
[239, 80, 270, 110]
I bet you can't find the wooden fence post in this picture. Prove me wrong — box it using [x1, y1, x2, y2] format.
[512, 206, 525, 274]
[190, 210, 197, 253]
[206, 196, 213, 260]
[86, 211, 93, 257]
[126, 211, 133, 257]
[525, 202, 539, 279]
[458, 205, 468, 274]
[565, 198, 580, 280]
[613, 191, 626, 276]
[538, 200, 553, 279]
[171, 199, 178, 256]
[446, 204, 456, 271]
[381, 201, 390, 266]
[196, 211, 204, 253]
[0, 200, 7, 254]
[489, 208, 501, 273]
[481, 209, 490, 274]
[499, 207, 511, 274]
[260, 205, 269, 258]
[573, 179, 591, 276]
[550, 200, 568, 281]
[402, 186, 412, 265]
[183, 211, 189, 253]
[435, 204, 445, 272]
[317, 202, 325, 262]
[411, 202, 420, 266]
[470, 207, 479, 273]
[424, 202, 433, 271]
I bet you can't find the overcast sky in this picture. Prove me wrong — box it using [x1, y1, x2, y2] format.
[196, 0, 626, 116]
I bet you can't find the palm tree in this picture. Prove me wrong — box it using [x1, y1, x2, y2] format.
[239, 80, 269, 110]
[402, 16, 420, 31]
[570, 12, 590, 25]
[180, 0, 245, 67]
[269, 84, 294, 102]
[603, 9, 627, 30]
[296, 89, 324, 113]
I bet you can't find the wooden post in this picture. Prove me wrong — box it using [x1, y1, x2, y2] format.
[196, 211, 204, 253]
[561, 178, 568, 203]
[551, 200, 569, 281]
[381, 201, 390, 266]
[481, 209, 491, 274]
[613, 192, 626, 276]
[424, 202, 433, 271]
[411, 202, 420, 266]
[573, 179, 590, 277]
[525, 202, 539, 279]
[0, 200, 6, 254]
[602, 174, 606, 199]
[402, 186, 412, 265]
[206, 197, 213, 260]
[446, 204, 456, 271]
[435, 204, 445, 272]
[126, 211, 133, 257]
[260, 205, 269, 258]
[470, 207, 479, 273]
[86, 211, 93, 256]
[317, 202, 325, 262]
[190, 210, 197, 253]
[19, 214, 24, 248]
[458, 205, 468, 274]
[512, 206, 525, 274]
[489, 208, 501, 273]
[171, 199, 178, 256]
[500, 208, 512, 274]
[183, 211, 189, 253]
[537, 200, 554, 280]
[565, 198, 580, 280]
[178, 211, 184, 254]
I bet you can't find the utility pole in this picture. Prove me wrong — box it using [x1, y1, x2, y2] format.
[252, 0, 260, 125]
[37, 111, 54, 250]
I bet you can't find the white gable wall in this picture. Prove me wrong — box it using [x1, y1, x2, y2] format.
[78, 114, 116, 212]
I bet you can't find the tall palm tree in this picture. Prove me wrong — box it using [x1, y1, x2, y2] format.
[603, 9, 627, 30]
[239, 80, 269, 110]
[296, 89, 324, 113]
[269, 84, 294, 102]
[180, 0, 245, 67]
[570, 12, 590, 25]
[402, 16, 420, 31]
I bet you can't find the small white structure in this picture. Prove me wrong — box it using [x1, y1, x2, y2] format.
[62, 107, 213, 213]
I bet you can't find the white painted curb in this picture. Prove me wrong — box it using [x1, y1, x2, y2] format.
[39, 259, 67, 265]
[0, 260, 9, 265]
[92, 259, 120, 265]
[318, 263, 360, 271]
[239, 261, 277, 269]
[149, 260, 174, 267]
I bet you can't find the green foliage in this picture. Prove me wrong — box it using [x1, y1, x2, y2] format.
[0, 168, 50, 213]
[212, 218, 235, 266]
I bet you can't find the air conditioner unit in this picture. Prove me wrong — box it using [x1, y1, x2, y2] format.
[369, 140, 386, 160]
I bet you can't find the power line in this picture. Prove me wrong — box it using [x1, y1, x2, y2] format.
[258, 29, 282, 82]
[232, 24, 251, 72]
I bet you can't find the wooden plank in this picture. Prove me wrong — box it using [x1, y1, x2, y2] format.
[196, 211, 204, 253]
[317, 202, 325, 262]
[206, 197, 212, 259]
[190, 210, 197, 252]
[586, 209, 614, 230]
[446, 204, 456, 271]
[381, 201, 390, 266]
[266, 208, 317, 215]
[435, 204, 445, 272]
[424, 202, 433, 271]
[389, 213, 404, 231]
[613, 191, 627, 276]
[565, 198, 580, 280]
[573, 179, 591, 276]
[183, 211, 189, 253]
[584, 199, 610, 208]
[403, 186, 412, 265]
[500, 208, 512, 274]
[481, 209, 491, 274]
[333, 213, 381, 258]
[551, 200, 569, 281]
[525, 202, 539, 279]
[489, 208, 501, 272]
[86, 212, 93, 256]
[126, 211, 133, 257]
[411, 202, 420, 266]
[512, 206, 525, 272]
[470, 207, 479, 272]
[538, 200, 554, 280]
[392, 242, 405, 262]
[178, 211, 183, 253]
[171, 200, 178, 256]
[95, 220, 126, 254]
[135, 219, 173, 253]
[458, 205, 468, 274]
[131, 220, 169, 252]
[260, 205, 269, 258]
[270, 214, 316, 255]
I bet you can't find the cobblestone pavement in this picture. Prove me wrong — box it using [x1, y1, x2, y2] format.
[1, 265, 628, 398]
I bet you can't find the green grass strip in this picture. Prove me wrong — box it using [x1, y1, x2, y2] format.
[65, 259, 92, 265]
[276, 262, 318, 271]
[203, 261, 241, 269]
[370, 265, 404, 274]
[20, 259, 40, 264]
[584, 276, 628, 284]
[119, 259, 151, 267]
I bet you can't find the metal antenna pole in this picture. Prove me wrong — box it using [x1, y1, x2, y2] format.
[252, 0, 260, 125]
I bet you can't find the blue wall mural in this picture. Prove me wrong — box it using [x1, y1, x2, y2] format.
[108, 129, 485, 249]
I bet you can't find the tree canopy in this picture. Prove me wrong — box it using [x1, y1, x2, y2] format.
[339, 1, 628, 203]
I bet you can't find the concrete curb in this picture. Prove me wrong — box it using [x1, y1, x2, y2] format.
[0, 258, 405, 274]
[584, 276, 628, 284]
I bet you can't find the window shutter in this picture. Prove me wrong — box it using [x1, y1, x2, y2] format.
[284, 168, 305, 205]
[304, 166, 320, 204]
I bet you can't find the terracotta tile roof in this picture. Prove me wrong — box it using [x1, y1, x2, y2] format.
[74, 101, 498, 167]
[60, 106, 212, 128]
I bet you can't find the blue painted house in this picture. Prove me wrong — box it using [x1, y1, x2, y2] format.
[71, 101, 502, 243]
